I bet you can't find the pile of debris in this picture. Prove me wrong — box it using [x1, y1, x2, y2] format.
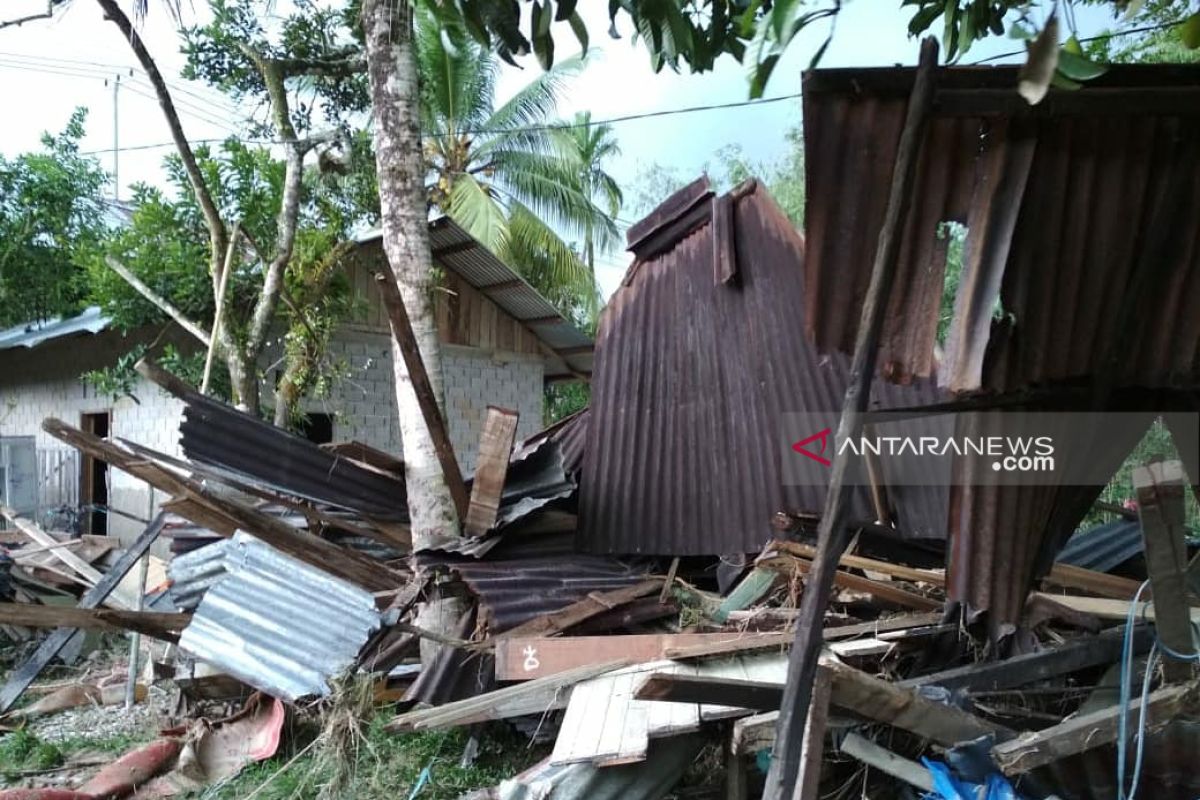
[3, 56, 1200, 800]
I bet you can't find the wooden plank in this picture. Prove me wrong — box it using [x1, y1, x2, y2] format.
[1033, 593, 1200, 623]
[1043, 562, 1145, 601]
[0, 514, 167, 715]
[497, 579, 663, 641]
[1134, 461, 1196, 682]
[762, 540, 946, 586]
[665, 612, 943, 660]
[385, 660, 626, 733]
[496, 632, 788, 680]
[765, 39, 941, 800]
[991, 682, 1195, 775]
[821, 655, 1005, 746]
[840, 731, 933, 792]
[771, 555, 942, 611]
[903, 624, 1151, 693]
[463, 407, 520, 536]
[796, 666, 832, 800]
[0, 507, 113, 599]
[634, 673, 784, 712]
[0, 604, 189, 641]
[372, 270, 470, 523]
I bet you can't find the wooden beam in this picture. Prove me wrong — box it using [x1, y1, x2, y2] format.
[767, 555, 942, 612]
[796, 665, 833, 799]
[496, 579, 663, 641]
[821, 656, 1005, 746]
[902, 624, 1151, 693]
[766, 38, 941, 800]
[1042, 562, 1145, 601]
[1135, 461, 1196, 682]
[634, 673, 783, 712]
[665, 612, 943, 660]
[0, 604, 189, 641]
[762, 540, 946, 586]
[41, 418, 400, 591]
[495, 631, 787, 681]
[840, 732, 934, 792]
[0, 514, 167, 715]
[1034, 593, 1200, 623]
[372, 270, 470, 523]
[463, 407, 520, 536]
[106, 256, 211, 347]
[991, 682, 1196, 775]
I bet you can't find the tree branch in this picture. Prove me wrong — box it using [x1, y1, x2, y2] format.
[0, 0, 62, 30]
[105, 256, 211, 348]
[95, 0, 227, 265]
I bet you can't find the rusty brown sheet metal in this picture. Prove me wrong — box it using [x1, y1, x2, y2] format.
[578, 178, 948, 556]
[803, 64, 1200, 391]
[803, 63, 1200, 641]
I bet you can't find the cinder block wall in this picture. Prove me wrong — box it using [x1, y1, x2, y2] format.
[0, 329, 186, 545]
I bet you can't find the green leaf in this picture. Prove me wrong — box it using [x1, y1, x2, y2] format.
[531, 0, 555, 70]
[554, 0, 577, 22]
[1183, 12, 1200, 49]
[568, 11, 589, 55]
[1008, 22, 1034, 40]
[1057, 48, 1107, 81]
[1050, 71, 1082, 91]
[749, 53, 780, 100]
[908, 4, 945, 37]
[1063, 35, 1083, 55]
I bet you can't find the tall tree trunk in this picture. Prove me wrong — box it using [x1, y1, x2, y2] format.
[361, 0, 461, 550]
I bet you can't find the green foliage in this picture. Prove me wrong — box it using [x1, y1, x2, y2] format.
[1083, 0, 1200, 63]
[204, 716, 545, 800]
[545, 381, 589, 423]
[0, 729, 64, 780]
[416, 7, 619, 316]
[0, 109, 110, 327]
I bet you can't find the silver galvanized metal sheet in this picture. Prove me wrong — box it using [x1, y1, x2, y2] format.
[178, 532, 382, 701]
[0, 306, 110, 351]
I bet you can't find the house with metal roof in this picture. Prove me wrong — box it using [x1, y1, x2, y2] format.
[0, 217, 592, 542]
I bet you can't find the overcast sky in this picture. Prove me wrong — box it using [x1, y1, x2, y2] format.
[1, 0, 1117, 297]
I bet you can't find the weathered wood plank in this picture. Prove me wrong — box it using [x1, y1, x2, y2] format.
[634, 673, 783, 712]
[0, 514, 167, 715]
[840, 731, 934, 792]
[1135, 461, 1196, 682]
[497, 579, 663, 641]
[0, 604, 189, 641]
[991, 682, 1195, 774]
[463, 407, 520, 536]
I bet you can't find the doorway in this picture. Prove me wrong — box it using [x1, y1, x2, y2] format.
[80, 412, 110, 536]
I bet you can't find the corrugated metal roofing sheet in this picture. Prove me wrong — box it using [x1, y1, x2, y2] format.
[178, 532, 382, 701]
[801, 64, 1200, 641]
[357, 216, 594, 378]
[168, 538, 230, 611]
[1055, 518, 1143, 574]
[578, 178, 948, 556]
[0, 306, 110, 351]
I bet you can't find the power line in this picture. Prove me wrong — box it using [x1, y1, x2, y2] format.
[970, 19, 1185, 64]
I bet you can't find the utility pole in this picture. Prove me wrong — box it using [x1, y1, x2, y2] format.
[111, 74, 120, 202]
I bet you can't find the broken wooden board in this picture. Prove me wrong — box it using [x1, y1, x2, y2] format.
[464, 406, 520, 536]
[0, 513, 167, 715]
[903, 624, 1151, 693]
[1032, 593, 1200, 623]
[385, 660, 626, 733]
[496, 580, 663, 641]
[550, 653, 788, 767]
[496, 632, 790, 681]
[991, 681, 1196, 774]
[0, 604, 189, 641]
[634, 673, 784, 711]
[840, 732, 933, 792]
[761, 553, 941, 611]
[1042, 562, 1145, 601]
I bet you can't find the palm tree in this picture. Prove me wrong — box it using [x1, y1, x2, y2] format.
[553, 112, 623, 277]
[414, 7, 619, 309]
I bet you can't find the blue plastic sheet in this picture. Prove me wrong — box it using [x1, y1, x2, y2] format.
[922, 758, 1020, 800]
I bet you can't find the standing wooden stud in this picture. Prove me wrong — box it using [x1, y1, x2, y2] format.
[1135, 460, 1196, 682]
[763, 38, 940, 800]
[464, 406, 520, 536]
[374, 270, 470, 523]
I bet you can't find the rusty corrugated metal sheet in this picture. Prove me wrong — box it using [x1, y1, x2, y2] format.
[519, 409, 587, 476]
[578, 178, 948, 556]
[802, 64, 1200, 641]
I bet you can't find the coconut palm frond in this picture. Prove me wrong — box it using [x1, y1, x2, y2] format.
[486, 55, 584, 134]
[489, 150, 619, 250]
[504, 200, 599, 317]
[447, 174, 508, 255]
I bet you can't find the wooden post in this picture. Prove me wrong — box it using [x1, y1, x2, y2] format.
[1134, 460, 1195, 682]
[463, 406, 520, 536]
[373, 270, 469, 523]
[201, 228, 238, 395]
[795, 665, 833, 799]
[764, 38, 940, 800]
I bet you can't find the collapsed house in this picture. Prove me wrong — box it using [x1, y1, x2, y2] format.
[1, 58, 1199, 800]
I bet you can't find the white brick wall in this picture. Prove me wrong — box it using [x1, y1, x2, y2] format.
[0, 329, 186, 543]
[1, 325, 546, 543]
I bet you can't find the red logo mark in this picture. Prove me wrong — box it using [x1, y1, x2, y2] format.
[792, 428, 833, 467]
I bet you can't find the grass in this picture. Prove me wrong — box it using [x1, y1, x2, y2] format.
[198, 716, 548, 800]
